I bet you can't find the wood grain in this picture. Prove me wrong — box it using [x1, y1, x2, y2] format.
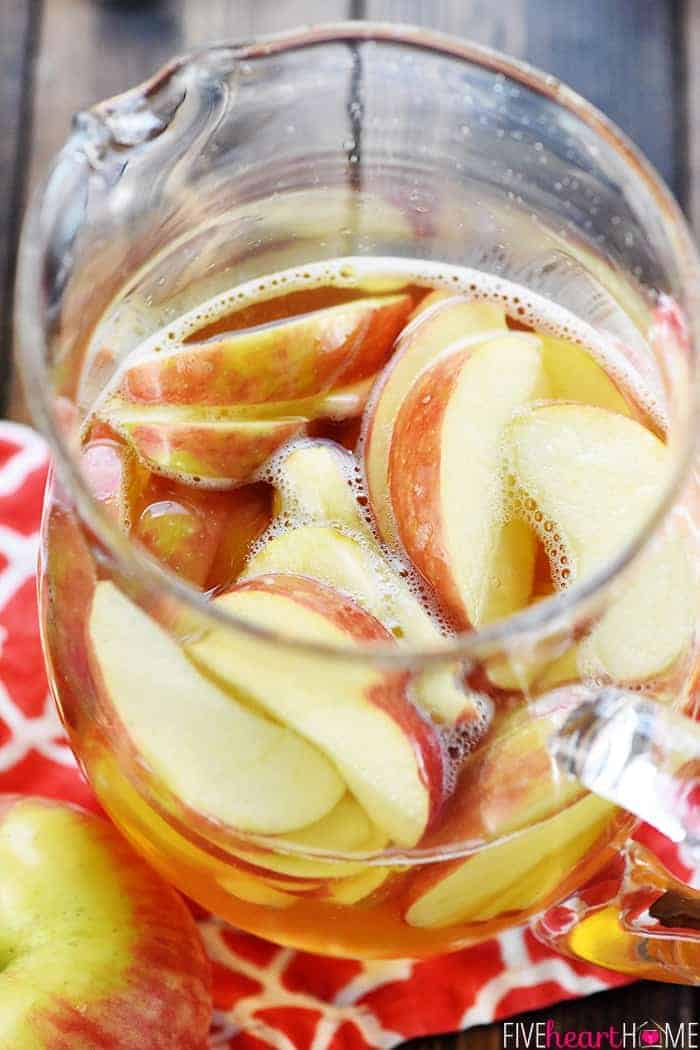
[684, 0, 699, 234]
[0, 0, 40, 417]
[363, 0, 681, 195]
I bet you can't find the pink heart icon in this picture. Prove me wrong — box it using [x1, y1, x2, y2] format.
[641, 1032, 660, 1045]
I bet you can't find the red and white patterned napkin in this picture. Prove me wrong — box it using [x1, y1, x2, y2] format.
[0, 420, 694, 1049]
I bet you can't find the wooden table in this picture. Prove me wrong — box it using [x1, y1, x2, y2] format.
[1, 0, 698, 1040]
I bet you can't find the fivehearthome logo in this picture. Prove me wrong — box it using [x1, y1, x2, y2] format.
[502, 1019, 698, 1049]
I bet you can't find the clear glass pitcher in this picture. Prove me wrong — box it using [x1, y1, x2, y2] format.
[15, 23, 700, 975]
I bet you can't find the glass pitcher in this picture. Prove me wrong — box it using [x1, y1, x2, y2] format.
[15, 23, 700, 978]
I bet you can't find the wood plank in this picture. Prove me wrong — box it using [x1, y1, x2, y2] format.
[363, 0, 680, 195]
[684, 0, 700, 234]
[522, 0, 681, 199]
[0, 0, 40, 416]
[180, 0, 349, 41]
[362, 0, 527, 55]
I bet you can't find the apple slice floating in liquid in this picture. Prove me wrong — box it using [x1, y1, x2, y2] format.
[256, 440, 483, 727]
[364, 292, 507, 547]
[188, 573, 446, 847]
[270, 440, 369, 533]
[120, 294, 413, 405]
[101, 402, 304, 488]
[509, 403, 696, 682]
[404, 792, 617, 928]
[88, 581, 344, 834]
[242, 522, 482, 728]
[237, 794, 388, 880]
[389, 332, 548, 630]
[540, 335, 635, 417]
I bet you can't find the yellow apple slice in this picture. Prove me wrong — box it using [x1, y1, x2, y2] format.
[239, 794, 388, 880]
[322, 866, 392, 905]
[364, 293, 507, 546]
[405, 792, 616, 928]
[389, 333, 548, 629]
[88, 581, 344, 834]
[270, 440, 368, 532]
[263, 441, 484, 726]
[540, 335, 634, 416]
[121, 294, 413, 405]
[510, 404, 696, 681]
[241, 523, 481, 727]
[188, 573, 446, 846]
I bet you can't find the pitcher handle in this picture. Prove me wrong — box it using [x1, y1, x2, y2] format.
[534, 686, 700, 983]
[533, 841, 700, 984]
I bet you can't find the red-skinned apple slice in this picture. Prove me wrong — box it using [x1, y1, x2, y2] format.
[81, 438, 150, 528]
[242, 523, 482, 727]
[363, 293, 507, 546]
[132, 476, 248, 586]
[510, 403, 696, 681]
[0, 795, 211, 1049]
[188, 573, 446, 846]
[404, 792, 617, 928]
[88, 581, 344, 834]
[252, 440, 482, 727]
[101, 402, 304, 487]
[402, 701, 617, 928]
[121, 294, 412, 405]
[389, 333, 547, 629]
[100, 374, 380, 489]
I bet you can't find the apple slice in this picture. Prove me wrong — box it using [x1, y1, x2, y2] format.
[389, 333, 548, 629]
[121, 294, 413, 405]
[321, 865, 392, 905]
[404, 792, 617, 928]
[540, 335, 634, 416]
[0, 796, 211, 1050]
[403, 703, 615, 928]
[88, 581, 344, 834]
[261, 441, 483, 727]
[241, 523, 481, 726]
[364, 293, 507, 546]
[133, 488, 228, 587]
[81, 438, 150, 528]
[188, 573, 446, 846]
[510, 404, 696, 681]
[102, 401, 304, 487]
[270, 440, 368, 533]
[101, 374, 383, 488]
[237, 794, 388, 880]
